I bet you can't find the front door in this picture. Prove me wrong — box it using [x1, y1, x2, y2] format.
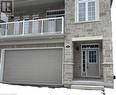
[81, 44, 100, 77]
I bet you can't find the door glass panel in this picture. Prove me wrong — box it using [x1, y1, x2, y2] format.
[88, 50, 97, 63]
[83, 51, 86, 72]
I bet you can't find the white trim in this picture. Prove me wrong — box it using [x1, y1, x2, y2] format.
[0, 50, 5, 82]
[0, 47, 64, 85]
[96, 0, 100, 21]
[2, 47, 63, 51]
[22, 21, 25, 35]
[62, 16, 64, 34]
[72, 36, 103, 42]
[62, 48, 64, 84]
[41, 20, 44, 34]
[86, 1, 88, 21]
[75, 0, 78, 22]
[75, 20, 100, 24]
[5, 23, 8, 36]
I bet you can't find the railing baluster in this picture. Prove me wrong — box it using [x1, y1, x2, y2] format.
[62, 16, 64, 34]
[5, 23, 8, 36]
[22, 21, 25, 35]
[41, 20, 44, 34]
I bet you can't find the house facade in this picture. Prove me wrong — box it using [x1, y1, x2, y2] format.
[0, 0, 114, 89]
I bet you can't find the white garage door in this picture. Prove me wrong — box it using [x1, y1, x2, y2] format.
[1, 48, 63, 85]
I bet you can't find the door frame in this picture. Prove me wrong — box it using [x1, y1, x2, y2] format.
[81, 43, 100, 78]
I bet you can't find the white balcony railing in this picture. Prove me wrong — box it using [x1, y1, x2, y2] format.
[0, 17, 64, 37]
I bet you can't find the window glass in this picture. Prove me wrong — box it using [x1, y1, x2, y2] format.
[1, 1, 12, 12]
[1, 2, 6, 12]
[76, 0, 97, 22]
[88, 2, 95, 20]
[79, 3, 86, 21]
[7, 2, 12, 12]
[89, 51, 97, 63]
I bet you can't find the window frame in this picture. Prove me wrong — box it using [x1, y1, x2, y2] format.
[1, 1, 12, 13]
[75, 0, 99, 23]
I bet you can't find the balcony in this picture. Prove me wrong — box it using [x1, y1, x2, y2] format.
[0, 17, 64, 39]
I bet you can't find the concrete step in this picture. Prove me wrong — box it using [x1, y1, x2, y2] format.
[71, 80, 113, 87]
[71, 85, 104, 90]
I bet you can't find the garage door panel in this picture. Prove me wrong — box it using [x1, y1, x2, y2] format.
[2, 48, 63, 85]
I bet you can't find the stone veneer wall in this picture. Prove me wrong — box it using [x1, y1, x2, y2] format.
[64, 0, 113, 87]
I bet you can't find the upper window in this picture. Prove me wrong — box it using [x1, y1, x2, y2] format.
[1, 1, 12, 13]
[75, 0, 99, 22]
